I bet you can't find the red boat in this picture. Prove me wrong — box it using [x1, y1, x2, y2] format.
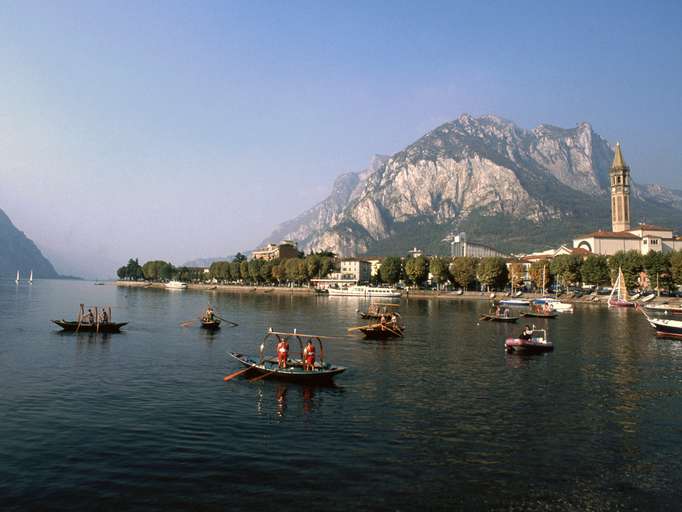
[608, 268, 635, 308]
[505, 329, 553, 354]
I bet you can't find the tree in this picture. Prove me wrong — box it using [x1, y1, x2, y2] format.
[476, 257, 508, 291]
[239, 261, 250, 282]
[379, 256, 402, 285]
[260, 261, 273, 283]
[608, 250, 643, 289]
[248, 259, 263, 284]
[234, 253, 247, 263]
[671, 251, 682, 287]
[125, 258, 144, 281]
[229, 261, 241, 282]
[528, 261, 552, 291]
[404, 255, 428, 286]
[579, 255, 610, 286]
[549, 255, 581, 287]
[306, 254, 321, 278]
[116, 266, 127, 280]
[508, 261, 525, 291]
[429, 257, 451, 288]
[319, 256, 334, 279]
[643, 251, 672, 291]
[450, 257, 479, 291]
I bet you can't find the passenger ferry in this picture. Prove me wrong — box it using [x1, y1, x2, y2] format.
[327, 285, 401, 298]
[164, 280, 188, 290]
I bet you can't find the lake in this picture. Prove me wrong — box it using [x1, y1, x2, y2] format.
[1, 279, 681, 510]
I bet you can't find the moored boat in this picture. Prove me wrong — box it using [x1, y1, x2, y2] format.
[521, 310, 558, 319]
[644, 303, 682, 315]
[227, 329, 346, 384]
[165, 280, 188, 289]
[532, 297, 574, 313]
[327, 285, 401, 298]
[499, 298, 530, 307]
[639, 293, 656, 303]
[505, 328, 553, 354]
[608, 268, 635, 308]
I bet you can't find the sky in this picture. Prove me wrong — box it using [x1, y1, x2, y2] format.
[1, 0, 681, 278]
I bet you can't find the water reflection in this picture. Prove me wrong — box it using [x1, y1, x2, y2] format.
[253, 381, 341, 418]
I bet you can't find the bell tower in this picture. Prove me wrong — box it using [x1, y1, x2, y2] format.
[610, 142, 631, 232]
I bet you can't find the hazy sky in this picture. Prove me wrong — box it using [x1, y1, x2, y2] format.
[1, 1, 681, 277]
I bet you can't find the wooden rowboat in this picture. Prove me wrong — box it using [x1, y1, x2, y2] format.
[227, 330, 347, 384]
[52, 320, 127, 333]
[200, 319, 221, 330]
[521, 311, 558, 319]
[480, 314, 520, 323]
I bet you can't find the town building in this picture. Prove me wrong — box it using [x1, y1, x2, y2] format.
[310, 258, 371, 289]
[251, 240, 299, 261]
[572, 144, 681, 256]
[449, 232, 508, 258]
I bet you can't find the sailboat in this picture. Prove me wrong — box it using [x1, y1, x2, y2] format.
[15, 270, 20, 284]
[608, 267, 635, 308]
[29, 270, 33, 284]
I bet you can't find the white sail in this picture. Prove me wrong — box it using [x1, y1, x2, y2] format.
[15, 270, 19, 283]
[29, 270, 33, 283]
[609, 267, 629, 305]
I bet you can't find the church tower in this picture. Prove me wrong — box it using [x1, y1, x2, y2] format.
[610, 142, 631, 232]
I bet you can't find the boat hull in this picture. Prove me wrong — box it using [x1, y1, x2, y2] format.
[327, 286, 401, 298]
[229, 353, 346, 384]
[505, 338, 554, 353]
[201, 320, 221, 330]
[480, 315, 519, 323]
[359, 326, 404, 339]
[608, 299, 635, 308]
[499, 299, 530, 307]
[52, 320, 127, 333]
[644, 305, 682, 315]
[521, 311, 558, 319]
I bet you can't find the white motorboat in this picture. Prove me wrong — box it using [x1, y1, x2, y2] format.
[499, 298, 530, 307]
[165, 280, 188, 290]
[532, 297, 574, 313]
[327, 285, 401, 298]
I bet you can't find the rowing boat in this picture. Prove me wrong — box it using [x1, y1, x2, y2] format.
[52, 320, 127, 333]
[227, 329, 347, 384]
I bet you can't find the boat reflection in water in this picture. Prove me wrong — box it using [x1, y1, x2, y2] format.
[254, 382, 341, 418]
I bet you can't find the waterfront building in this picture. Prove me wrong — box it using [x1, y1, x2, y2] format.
[310, 258, 371, 289]
[448, 232, 508, 258]
[572, 144, 681, 256]
[251, 240, 299, 261]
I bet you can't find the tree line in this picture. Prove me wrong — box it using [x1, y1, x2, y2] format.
[116, 249, 682, 291]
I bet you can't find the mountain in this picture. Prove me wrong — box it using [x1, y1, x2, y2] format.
[262, 114, 682, 256]
[182, 256, 235, 267]
[0, 208, 59, 278]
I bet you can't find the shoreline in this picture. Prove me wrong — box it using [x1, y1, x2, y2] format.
[115, 281, 679, 307]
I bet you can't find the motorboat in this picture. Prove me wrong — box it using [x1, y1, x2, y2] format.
[505, 328, 554, 354]
[165, 280, 188, 290]
[532, 297, 574, 313]
[499, 298, 530, 307]
[327, 285, 401, 298]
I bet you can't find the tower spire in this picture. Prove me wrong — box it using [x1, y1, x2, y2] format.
[612, 142, 626, 168]
[609, 142, 631, 232]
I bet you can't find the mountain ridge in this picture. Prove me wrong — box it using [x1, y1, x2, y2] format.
[261, 114, 682, 256]
[0, 208, 59, 278]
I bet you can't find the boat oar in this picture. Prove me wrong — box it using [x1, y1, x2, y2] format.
[180, 320, 196, 327]
[249, 370, 276, 383]
[347, 325, 371, 332]
[223, 367, 253, 382]
[216, 315, 238, 327]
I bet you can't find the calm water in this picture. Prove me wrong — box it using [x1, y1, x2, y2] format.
[1, 280, 681, 510]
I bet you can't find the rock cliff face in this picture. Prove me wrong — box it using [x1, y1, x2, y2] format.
[0, 208, 59, 278]
[263, 115, 682, 256]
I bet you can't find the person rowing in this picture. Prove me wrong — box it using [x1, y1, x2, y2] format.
[203, 306, 215, 322]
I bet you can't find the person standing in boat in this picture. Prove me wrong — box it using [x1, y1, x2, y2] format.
[277, 336, 289, 368]
[303, 340, 315, 371]
[85, 308, 95, 324]
[100, 308, 109, 324]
